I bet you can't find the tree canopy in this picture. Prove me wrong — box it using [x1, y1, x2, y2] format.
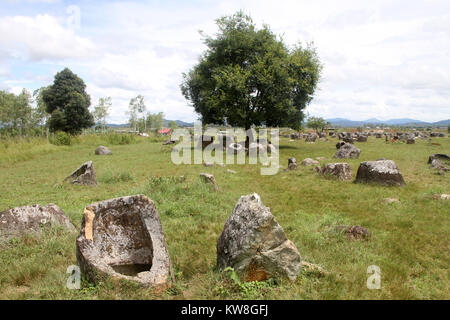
[306, 116, 329, 134]
[181, 11, 322, 130]
[0, 89, 33, 136]
[42, 68, 94, 134]
[146, 112, 165, 131]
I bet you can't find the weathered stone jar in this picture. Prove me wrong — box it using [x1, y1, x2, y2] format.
[76, 195, 174, 289]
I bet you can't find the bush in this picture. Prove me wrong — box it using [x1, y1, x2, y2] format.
[50, 131, 71, 146]
[106, 133, 136, 145]
[100, 170, 134, 184]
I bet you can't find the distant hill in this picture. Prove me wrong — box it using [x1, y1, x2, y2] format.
[106, 119, 194, 128]
[163, 119, 194, 127]
[432, 119, 450, 126]
[326, 118, 449, 127]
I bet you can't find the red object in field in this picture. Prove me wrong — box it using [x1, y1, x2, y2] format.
[158, 128, 171, 135]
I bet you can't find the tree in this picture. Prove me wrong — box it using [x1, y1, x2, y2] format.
[167, 120, 178, 130]
[0, 89, 32, 136]
[181, 11, 322, 131]
[146, 112, 165, 131]
[0, 90, 15, 134]
[42, 68, 94, 134]
[32, 87, 50, 136]
[127, 95, 146, 132]
[307, 116, 329, 134]
[92, 97, 112, 131]
[135, 95, 146, 131]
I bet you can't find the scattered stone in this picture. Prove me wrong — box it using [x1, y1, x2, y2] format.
[440, 194, 450, 200]
[0, 204, 75, 241]
[428, 154, 450, 164]
[301, 158, 320, 166]
[226, 169, 237, 174]
[335, 225, 371, 240]
[301, 261, 329, 276]
[288, 158, 298, 170]
[217, 193, 301, 282]
[336, 141, 346, 149]
[383, 198, 400, 204]
[305, 134, 317, 142]
[334, 143, 360, 159]
[200, 173, 219, 191]
[357, 135, 368, 142]
[355, 160, 406, 186]
[64, 161, 98, 186]
[406, 138, 415, 144]
[343, 137, 355, 144]
[162, 139, 176, 145]
[95, 146, 112, 155]
[76, 195, 174, 289]
[316, 157, 325, 161]
[429, 159, 449, 172]
[316, 163, 352, 181]
[203, 162, 214, 167]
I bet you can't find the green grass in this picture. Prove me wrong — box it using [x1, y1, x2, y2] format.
[0, 133, 448, 299]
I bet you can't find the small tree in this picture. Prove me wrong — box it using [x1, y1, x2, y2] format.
[167, 120, 178, 130]
[146, 112, 165, 131]
[32, 87, 50, 137]
[92, 97, 112, 132]
[127, 98, 138, 132]
[307, 116, 329, 135]
[127, 95, 146, 132]
[43, 68, 94, 134]
[0, 89, 32, 136]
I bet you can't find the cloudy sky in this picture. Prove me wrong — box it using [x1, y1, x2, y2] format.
[0, 0, 449, 123]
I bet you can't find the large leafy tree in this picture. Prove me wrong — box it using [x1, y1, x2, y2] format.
[181, 11, 322, 131]
[43, 68, 94, 134]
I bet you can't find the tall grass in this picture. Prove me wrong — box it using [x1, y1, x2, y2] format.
[0, 137, 62, 165]
[0, 133, 142, 165]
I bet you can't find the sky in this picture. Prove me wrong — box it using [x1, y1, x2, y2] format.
[0, 0, 449, 123]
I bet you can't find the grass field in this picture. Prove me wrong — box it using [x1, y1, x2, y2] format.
[0, 132, 449, 300]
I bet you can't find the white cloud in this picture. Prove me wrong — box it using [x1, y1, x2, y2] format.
[0, 14, 96, 62]
[0, 0, 449, 123]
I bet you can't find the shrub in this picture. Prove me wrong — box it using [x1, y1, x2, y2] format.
[50, 131, 71, 146]
[106, 133, 136, 145]
[100, 170, 135, 184]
